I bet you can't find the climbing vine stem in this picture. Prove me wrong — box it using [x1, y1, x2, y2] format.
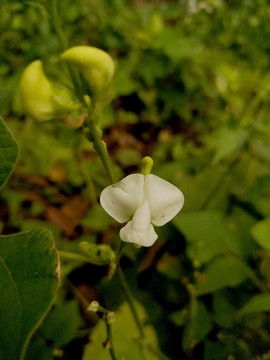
[48, 3, 149, 357]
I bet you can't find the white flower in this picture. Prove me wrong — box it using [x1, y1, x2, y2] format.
[100, 173, 184, 247]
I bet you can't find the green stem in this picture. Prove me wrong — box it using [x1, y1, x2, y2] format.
[48, 0, 115, 183]
[59, 250, 95, 264]
[45, 4, 140, 359]
[115, 242, 149, 358]
[240, 78, 270, 127]
[65, 278, 91, 310]
[116, 266, 148, 360]
[248, 268, 266, 293]
[84, 109, 115, 184]
[115, 241, 125, 263]
[80, 159, 98, 205]
[106, 323, 118, 360]
[48, 0, 84, 102]
[49, 0, 67, 50]
[116, 266, 145, 339]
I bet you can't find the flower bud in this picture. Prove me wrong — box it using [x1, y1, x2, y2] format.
[60, 46, 115, 98]
[87, 300, 100, 312]
[20, 60, 80, 121]
[79, 241, 115, 266]
[106, 311, 116, 324]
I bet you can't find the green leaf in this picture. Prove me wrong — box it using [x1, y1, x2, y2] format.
[250, 217, 270, 250]
[173, 211, 244, 263]
[0, 116, 18, 189]
[80, 204, 115, 232]
[182, 299, 212, 351]
[83, 302, 160, 360]
[237, 294, 270, 317]
[212, 293, 236, 328]
[212, 128, 248, 164]
[113, 57, 139, 96]
[204, 337, 252, 360]
[0, 228, 60, 360]
[40, 300, 82, 346]
[195, 256, 250, 295]
[25, 338, 54, 360]
[158, 29, 201, 62]
[165, 165, 226, 211]
[156, 254, 183, 280]
[169, 309, 186, 327]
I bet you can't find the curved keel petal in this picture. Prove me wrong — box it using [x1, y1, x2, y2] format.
[120, 222, 158, 247]
[119, 201, 158, 247]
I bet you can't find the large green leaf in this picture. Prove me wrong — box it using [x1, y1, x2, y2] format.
[0, 116, 18, 189]
[182, 299, 212, 351]
[40, 300, 82, 346]
[212, 293, 236, 328]
[237, 294, 270, 317]
[204, 337, 253, 360]
[173, 211, 244, 263]
[250, 217, 270, 250]
[0, 228, 60, 360]
[25, 338, 54, 360]
[212, 127, 248, 164]
[195, 256, 250, 295]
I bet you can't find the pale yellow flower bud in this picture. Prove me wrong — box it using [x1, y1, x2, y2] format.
[60, 46, 115, 98]
[20, 60, 80, 121]
[87, 301, 100, 312]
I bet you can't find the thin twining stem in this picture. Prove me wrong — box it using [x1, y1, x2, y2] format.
[47, 4, 148, 357]
[48, 0, 84, 102]
[105, 322, 118, 360]
[84, 107, 115, 184]
[116, 266, 145, 339]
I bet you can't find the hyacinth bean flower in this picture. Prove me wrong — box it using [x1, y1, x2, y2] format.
[100, 159, 184, 247]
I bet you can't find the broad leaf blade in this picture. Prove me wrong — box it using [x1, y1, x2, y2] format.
[0, 116, 18, 189]
[250, 217, 270, 250]
[182, 299, 212, 351]
[0, 228, 60, 360]
[195, 256, 250, 295]
[40, 300, 82, 346]
[173, 211, 244, 263]
[237, 293, 270, 317]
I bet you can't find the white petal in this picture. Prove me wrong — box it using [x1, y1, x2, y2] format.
[120, 222, 158, 247]
[100, 174, 144, 223]
[119, 202, 158, 247]
[130, 201, 151, 232]
[145, 174, 184, 226]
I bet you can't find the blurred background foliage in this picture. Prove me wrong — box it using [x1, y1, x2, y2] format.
[1, 0, 270, 359]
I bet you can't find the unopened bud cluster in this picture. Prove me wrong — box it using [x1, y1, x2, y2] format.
[20, 46, 115, 124]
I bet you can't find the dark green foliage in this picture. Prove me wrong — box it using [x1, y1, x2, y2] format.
[1, 0, 270, 359]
